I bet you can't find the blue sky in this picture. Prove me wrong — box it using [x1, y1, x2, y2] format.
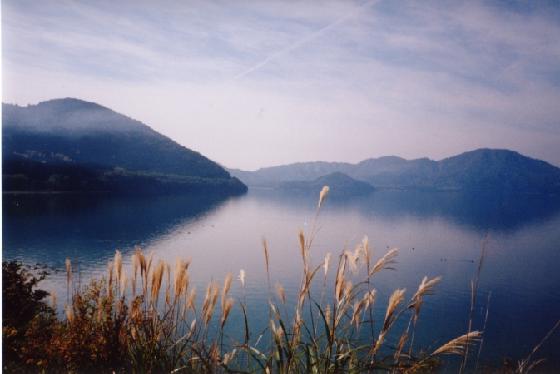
[3, 0, 560, 169]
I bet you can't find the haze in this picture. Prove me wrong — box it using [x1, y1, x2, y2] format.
[3, 0, 560, 170]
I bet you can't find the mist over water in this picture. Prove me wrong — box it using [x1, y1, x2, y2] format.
[4, 190, 560, 368]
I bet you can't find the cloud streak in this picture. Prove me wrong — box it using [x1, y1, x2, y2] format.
[233, 0, 377, 80]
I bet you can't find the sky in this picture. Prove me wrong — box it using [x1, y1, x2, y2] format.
[3, 0, 560, 170]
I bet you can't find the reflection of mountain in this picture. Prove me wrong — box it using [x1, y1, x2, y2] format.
[3, 193, 233, 266]
[250, 189, 560, 232]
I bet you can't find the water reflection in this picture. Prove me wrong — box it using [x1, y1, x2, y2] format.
[3, 192, 235, 268]
[256, 189, 560, 232]
[3, 189, 560, 368]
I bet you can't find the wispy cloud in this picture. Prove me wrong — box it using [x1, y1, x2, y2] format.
[3, 0, 560, 168]
[233, 0, 377, 80]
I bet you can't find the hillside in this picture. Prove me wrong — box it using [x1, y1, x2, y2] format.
[433, 149, 560, 192]
[3, 98, 247, 194]
[230, 149, 560, 194]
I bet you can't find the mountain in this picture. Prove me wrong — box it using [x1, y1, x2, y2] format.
[430, 149, 560, 192]
[230, 149, 560, 194]
[3, 98, 247, 194]
[278, 172, 374, 196]
[228, 157, 432, 188]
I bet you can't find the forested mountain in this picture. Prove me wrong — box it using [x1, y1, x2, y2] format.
[3, 98, 246, 194]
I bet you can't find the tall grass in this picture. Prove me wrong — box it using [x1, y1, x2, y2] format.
[14, 187, 489, 373]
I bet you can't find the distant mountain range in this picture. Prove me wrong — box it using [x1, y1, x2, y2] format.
[3, 98, 247, 195]
[5, 98, 559, 196]
[230, 149, 560, 194]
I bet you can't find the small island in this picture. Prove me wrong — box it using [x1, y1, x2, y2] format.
[278, 172, 375, 197]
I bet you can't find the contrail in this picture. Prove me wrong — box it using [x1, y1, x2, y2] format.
[233, 0, 377, 80]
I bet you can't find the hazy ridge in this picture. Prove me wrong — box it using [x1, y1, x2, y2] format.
[2, 98, 247, 195]
[230, 149, 560, 194]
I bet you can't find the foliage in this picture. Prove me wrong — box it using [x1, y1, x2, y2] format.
[2, 261, 56, 372]
[3, 157, 247, 195]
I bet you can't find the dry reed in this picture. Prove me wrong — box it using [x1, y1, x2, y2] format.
[23, 185, 491, 373]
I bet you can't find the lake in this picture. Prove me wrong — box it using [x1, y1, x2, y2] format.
[3, 189, 560, 370]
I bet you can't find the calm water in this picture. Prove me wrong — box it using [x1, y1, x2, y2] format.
[3, 190, 560, 369]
